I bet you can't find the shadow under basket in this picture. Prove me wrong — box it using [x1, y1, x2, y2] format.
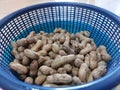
[0, 2, 120, 90]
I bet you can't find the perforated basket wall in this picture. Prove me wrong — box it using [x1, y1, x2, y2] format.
[0, 2, 120, 90]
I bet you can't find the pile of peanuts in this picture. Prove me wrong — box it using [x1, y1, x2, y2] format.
[9, 28, 111, 87]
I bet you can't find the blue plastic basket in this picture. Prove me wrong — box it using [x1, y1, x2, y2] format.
[0, 2, 120, 90]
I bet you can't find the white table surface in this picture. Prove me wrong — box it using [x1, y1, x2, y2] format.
[0, 0, 120, 20]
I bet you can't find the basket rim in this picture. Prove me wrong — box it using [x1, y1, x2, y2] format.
[1, 67, 120, 90]
[0, 2, 120, 29]
[0, 2, 120, 90]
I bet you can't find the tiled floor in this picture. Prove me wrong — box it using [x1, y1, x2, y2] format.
[0, 0, 120, 90]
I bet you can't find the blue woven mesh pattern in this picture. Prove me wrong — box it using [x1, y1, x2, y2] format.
[0, 4, 120, 90]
